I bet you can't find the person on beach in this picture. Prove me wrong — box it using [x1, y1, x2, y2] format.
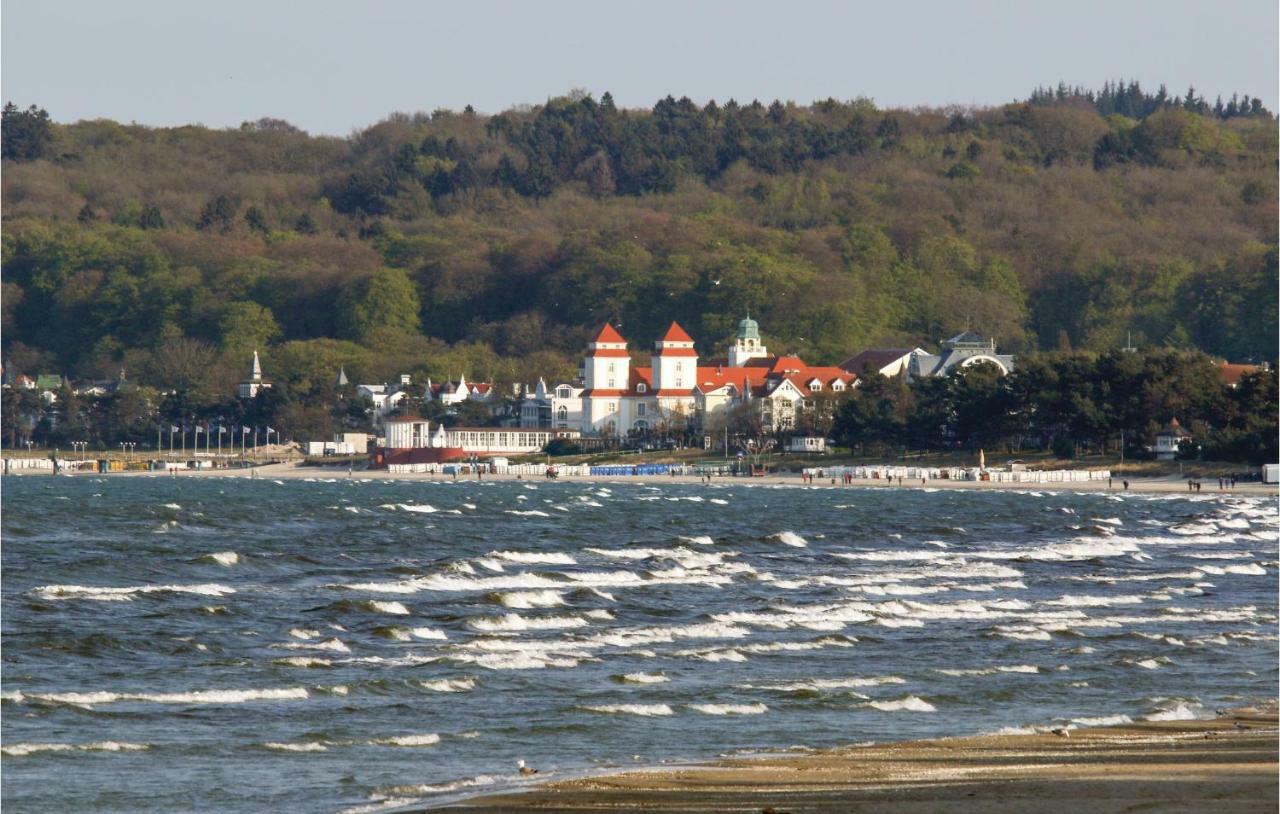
[1123, 480, 1129, 490]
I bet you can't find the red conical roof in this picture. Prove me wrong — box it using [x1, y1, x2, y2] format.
[660, 322, 694, 342]
[593, 324, 626, 343]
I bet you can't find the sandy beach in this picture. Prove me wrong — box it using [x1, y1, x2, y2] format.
[37, 459, 1275, 496]
[422, 707, 1278, 813]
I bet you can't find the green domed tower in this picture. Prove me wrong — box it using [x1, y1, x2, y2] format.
[728, 313, 768, 366]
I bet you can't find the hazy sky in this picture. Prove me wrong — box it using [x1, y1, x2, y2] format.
[4, 0, 1277, 135]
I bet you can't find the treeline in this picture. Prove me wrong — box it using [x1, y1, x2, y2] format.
[1, 86, 1276, 408]
[1028, 80, 1271, 122]
[833, 350, 1278, 464]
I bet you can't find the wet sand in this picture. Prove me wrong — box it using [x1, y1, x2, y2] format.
[423, 707, 1278, 813]
[73, 460, 1277, 496]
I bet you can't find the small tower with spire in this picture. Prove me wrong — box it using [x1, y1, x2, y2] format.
[237, 350, 273, 399]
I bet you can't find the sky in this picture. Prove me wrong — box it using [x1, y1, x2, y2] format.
[3, 0, 1277, 135]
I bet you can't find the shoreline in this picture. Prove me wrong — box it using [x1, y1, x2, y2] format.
[417, 706, 1279, 813]
[9, 460, 1275, 496]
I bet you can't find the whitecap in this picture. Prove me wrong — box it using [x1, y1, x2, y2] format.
[410, 627, 448, 641]
[489, 551, 576, 565]
[864, 696, 935, 712]
[366, 601, 410, 615]
[1071, 714, 1133, 727]
[768, 531, 808, 548]
[419, 678, 475, 693]
[505, 510, 551, 517]
[689, 703, 767, 715]
[34, 583, 236, 601]
[1145, 702, 1205, 721]
[264, 741, 328, 752]
[581, 703, 674, 716]
[397, 504, 438, 514]
[373, 734, 441, 747]
[203, 551, 240, 566]
[618, 672, 668, 684]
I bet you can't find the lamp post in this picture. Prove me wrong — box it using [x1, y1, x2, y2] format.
[125, 441, 136, 461]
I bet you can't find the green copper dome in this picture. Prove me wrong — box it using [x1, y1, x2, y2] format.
[737, 314, 760, 340]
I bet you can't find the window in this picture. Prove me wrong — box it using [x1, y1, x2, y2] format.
[609, 402, 617, 412]
[811, 381, 822, 391]
[608, 363, 615, 373]
[833, 381, 844, 391]
[637, 383, 647, 393]
[557, 406, 568, 420]
[557, 386, 571, 398]
[637, 403, 646, 416]
[676, 362, 683, 372]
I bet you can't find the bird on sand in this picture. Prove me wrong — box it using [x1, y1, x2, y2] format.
[1050, 727, 1070, 738]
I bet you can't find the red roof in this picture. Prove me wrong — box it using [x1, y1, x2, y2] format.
[656, 346, 698, 357]
[660, 322, 694, 342]
[589, 348, 631, 358]
[593, 324, 626, 343]
[1218, 362, 1263, 387]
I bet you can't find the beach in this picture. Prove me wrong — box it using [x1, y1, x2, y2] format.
[22, 458, 1275, 496]
[424, 707, 1279, 813]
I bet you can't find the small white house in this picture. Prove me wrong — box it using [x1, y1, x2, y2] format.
[786, 436, 828, 454]
[1155, 418, 1191, 460]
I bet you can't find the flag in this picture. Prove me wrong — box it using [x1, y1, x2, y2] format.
[241, 426, 250, 434]
[194, 426, 203, 434]
[218, 425, 227, 434]
[170, 425, 180, 433]
[266, 426, 276, 434]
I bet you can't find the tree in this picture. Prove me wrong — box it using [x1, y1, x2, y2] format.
[219, 301, 281, 357]
[336, 268, 422, 343]
[294, 212, 318, 234]
[244, 205, 269, 234]
[197, 194, 240, 232]
[2, 103, 53, 161]
[138, 205, 165, 230]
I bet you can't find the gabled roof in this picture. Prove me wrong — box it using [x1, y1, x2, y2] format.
[839, 349, 918, 374]
[593, 324, 626, 343]
[1218, 362, 1263, 387]
[660, 322, 694, 342]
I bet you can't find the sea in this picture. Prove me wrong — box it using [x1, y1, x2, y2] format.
[2, 474, 1276, 813]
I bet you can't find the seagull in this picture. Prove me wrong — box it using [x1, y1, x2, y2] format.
[712, 278, 721, 285]
[517, 758, 538, 776]
[1051, 727, 1070, 738]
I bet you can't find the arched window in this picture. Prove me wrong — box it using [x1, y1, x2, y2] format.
[557, 406, 568, 420]
[636, 383, 647, 393]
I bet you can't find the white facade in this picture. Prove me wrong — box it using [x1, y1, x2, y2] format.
[238, 351, 272, 399]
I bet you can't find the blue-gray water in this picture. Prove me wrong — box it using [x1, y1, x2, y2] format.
[2, 475, 1276, 813]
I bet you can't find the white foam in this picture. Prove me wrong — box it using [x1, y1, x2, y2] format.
[2, 741, 150, 757]
[24, 687, 309, 706]
[161, 503, 182, 510]
[34, 583, 235, 601]
[265, 741, 327, 752]
[935, 665, 1041, 676]
[397, 504, 438, 514]
[769, 531, 808, 548]
[366, 601, 410, 615]
[1145, 702, 1205, 721]
[756, 676, 904, 692]
[1045, 594, 1145, 607]
[203, 551, 240, 566]
[680, 535, 716, 545]
[373, 733, 441, 747]
[865, 696, 936, 712]
[410, 627, 449, 641]
[280, 637, 350, 653]
[469, 613, 589, 632]
[274, 657, 332, 668]
[505, 509, 551, 517]
[494, 590, 565, 609]
[689, 703, 767, 715]
[289, 628, 321, 640]
[489, 550, 576, 565]
[1071, 714, 1133, 727]
[419, 678, 476, 693]
[619, 672, 668, 684]
[581, 703, 674, 716]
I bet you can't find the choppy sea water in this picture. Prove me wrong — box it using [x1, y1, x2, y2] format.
[2, 475, 1276, 813]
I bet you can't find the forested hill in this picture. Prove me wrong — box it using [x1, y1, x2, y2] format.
[1, 85, 1276, 400]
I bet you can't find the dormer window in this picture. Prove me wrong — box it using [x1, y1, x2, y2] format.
[557, 386, 571, 398]
[810, 381, 822, 391]
[637, 383, 647, 393]
[832, 381, 845, 391]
